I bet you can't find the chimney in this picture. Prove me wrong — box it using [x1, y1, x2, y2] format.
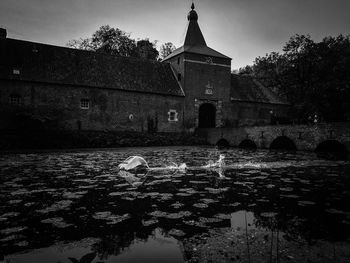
[0, 28, 7, 39]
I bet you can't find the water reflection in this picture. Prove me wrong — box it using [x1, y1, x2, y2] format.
[5, 229, 184, 263]
[230, 210, 255, 230]
[95, 228, 184, 263]
[0, 147, 349, 262]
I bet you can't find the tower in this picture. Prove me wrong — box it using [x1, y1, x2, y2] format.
[163, 3, 232, 130]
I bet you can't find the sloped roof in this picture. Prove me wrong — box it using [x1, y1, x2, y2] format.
[163, 45, 231, 61]
[230, 74, 289, 105]
[0, 38, 184, 97]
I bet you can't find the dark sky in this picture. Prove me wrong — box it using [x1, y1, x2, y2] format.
[1, 0, 349, 69]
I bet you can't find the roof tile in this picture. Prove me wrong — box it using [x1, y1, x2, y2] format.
[0, 38, 184, 97]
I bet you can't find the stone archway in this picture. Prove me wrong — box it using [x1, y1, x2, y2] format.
[315, 140, 348, 153]
[315, 140, 348, 159]
[198, 103, 216, 128]
[238, 139, 257, 149]
[217, 138, 230, 148]
[270, 136, 297, 151]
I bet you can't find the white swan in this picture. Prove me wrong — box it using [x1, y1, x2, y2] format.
[118, 154, 226, 176]
[118, 156, 149, 171]
[118, 156, 187, 172]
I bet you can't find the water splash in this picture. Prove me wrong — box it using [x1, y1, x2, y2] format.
[202, 154, 226, 178]
[203, 154, 225, 169]
[152, 162, 187, 172]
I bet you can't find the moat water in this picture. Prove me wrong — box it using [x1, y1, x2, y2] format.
[0, 147, 349, 262]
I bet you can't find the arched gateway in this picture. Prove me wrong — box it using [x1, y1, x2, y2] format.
[198, 103, 216, 128]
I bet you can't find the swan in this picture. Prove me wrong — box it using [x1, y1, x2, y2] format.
[118, 156, 149, 171]
[118, 154, 225, 175]
[118, 156, 187, 172]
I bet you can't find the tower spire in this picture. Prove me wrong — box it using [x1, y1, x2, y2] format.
[185, 2, 206, 46]
[187, 2, 198, 21]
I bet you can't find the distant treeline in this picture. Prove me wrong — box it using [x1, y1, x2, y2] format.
[239, 34, 350, 123]
[67, 25, 176, 61]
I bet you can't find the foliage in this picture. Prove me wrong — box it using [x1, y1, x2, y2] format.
[159, 42, 176, 59]
[67, 25, 159, 60]
[242, 34, 350, 123]
[135, 39, 159, 60]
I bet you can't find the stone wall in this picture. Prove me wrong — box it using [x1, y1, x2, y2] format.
[201, 123, 350, 151]
[183, 53, 231, 130]
[0, 80, 184, 133]
[167, 52, 232, 130]
[0, 130, 207, 150]
[166, 52, 289, 131]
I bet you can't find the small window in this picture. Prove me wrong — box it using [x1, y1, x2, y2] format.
[168, 109, 178, 122]
[177, 57, 180, 64]
[9, 95, 21, 105]
[80, 99, 90, 109]
[177, 73, 181, 81]
[13, 69, 20, 75]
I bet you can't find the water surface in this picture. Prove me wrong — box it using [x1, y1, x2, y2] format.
[0, 147, 349, 262]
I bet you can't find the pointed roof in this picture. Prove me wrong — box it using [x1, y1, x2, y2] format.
[163, 4, 231, 61]
[184, 3, 206, 46]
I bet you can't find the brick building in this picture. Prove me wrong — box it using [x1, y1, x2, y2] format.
[0, 4, 288, 134]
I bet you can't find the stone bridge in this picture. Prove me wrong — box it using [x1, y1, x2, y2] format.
[198, 122, 350, 152]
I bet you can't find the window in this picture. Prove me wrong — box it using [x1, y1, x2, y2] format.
[80, 99, 90, 109]
[13, 69, 20, 75]
[9, 95, 21, 105]
[177, 73, 181, 81]
[177, 57, 180, 64]
[168, 109, 178, 122]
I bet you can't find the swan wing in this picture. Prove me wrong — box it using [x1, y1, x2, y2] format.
[118, 156, 149, 170]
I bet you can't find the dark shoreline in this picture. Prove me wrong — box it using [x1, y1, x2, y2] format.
[0, 145, 213, 155]
[0, 130, 208, 152]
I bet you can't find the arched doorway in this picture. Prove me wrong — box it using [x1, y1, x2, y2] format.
[238, 139, 257, 150]
[198, 103, 216, 128]
[270, 136, 297, 151]
[315, 140, 347, 153]
[315, 140, 348, 159]
[217, 138, 229, 148]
